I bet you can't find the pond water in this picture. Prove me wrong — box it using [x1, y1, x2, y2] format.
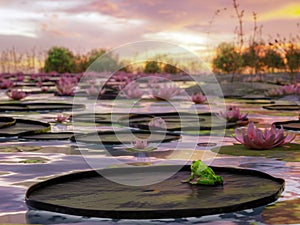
[0, 87, 299, 225]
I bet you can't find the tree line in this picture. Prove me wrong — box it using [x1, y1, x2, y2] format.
[212, 41, 300, 79]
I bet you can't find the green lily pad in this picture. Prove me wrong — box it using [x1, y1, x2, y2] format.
[0, 117, 16, 128]
[0, 146, 41, 152]
[262, 104, 300, 111]
[121, 112, 230, 131]
[239, 95, 271, 100]
[0, 145, 80, 155]
[0, 102, 85, 112]
[71, 113, 127, 124]
[25, 165, 284, 219]
[124, 146, 157, 153]
[262, 198, 300, 224]
[274, 120, 300, 131]
[0, 119, 51, 137]
[71, 130, 181, 144]
[19, 132, 74, 141]
[19, 159, 45, 164]
[211, 143, 300, 162]
[0, 146, 21, 152]
[16, 146, 42, 152]
[243, 100, 275, 104]
[19, 157, 48, 164]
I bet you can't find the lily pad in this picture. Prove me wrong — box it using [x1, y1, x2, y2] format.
[124, 146, 157, 153]
[274, 120, 300, 131]
[0, 119, 51, 137]
[25, 165, 284, 219]
[211, 143, 300, 162]
[243, 100, 275, 105]
[262, 198, 300, 224]
[19, 157, 48, 164]
[19, 132, 74, 141]
[0, 145, 79, 154]
[107, 147, 171, 157]
[262, 104, 300, 111]
[124, 114, 205, 131]
[0, 117, 16, 128]
[121, 112, 231, 131]
[197, 142, 217, 147]
[0, 102, 85, 112]
[240, 95, 271, 100]
[16, 146, 42, 152]
[71, 113, 126, 124]
[19, 159, 46, 164]
[71, 130, 181, 144]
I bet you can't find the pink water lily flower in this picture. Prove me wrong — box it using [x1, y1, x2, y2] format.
[148, 117, 167, 129]
[55, 114, 69, 123]
[191, 93, 206, 104]
[56, 76, 78, 96]
[133, 139, 148, 149]
[218, 106, 248, 122]
[121, 81, 143, 99]
[86, 85, 105, 96]
[150, 83, 181, 100]
[7, 90, 27, 100]
[235, 122, 295, 150]
[0, 79, 14, 89]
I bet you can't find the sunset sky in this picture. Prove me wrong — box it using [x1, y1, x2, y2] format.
[0, 0, 299, 56]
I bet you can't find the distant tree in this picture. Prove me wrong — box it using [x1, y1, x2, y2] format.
[86, 49, 121, 72]
[212, 42, 243, 81]
[285, 43, 300, 81]
[242, 42, 265, 74]
[144, 61, 161, 73]
[263, 48, 285, 73]
[43, 47, 75, 73]
[163, 63, 179, 74]
[73, 54, 89, 73]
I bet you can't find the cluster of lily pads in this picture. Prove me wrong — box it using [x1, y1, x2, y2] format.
[0, 72, 82, 100]
[0, 71, 208, 103]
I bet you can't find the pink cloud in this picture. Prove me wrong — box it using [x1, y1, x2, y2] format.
[0, 0, 298, 53]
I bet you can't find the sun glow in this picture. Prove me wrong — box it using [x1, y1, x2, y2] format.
[260, 4, 300, 21]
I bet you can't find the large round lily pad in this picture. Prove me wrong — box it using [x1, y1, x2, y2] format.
[71, 130, 180, 144]
[0, 117, 16, 129]
[120, 112, 230, 131]
[19, 132, 74, 141]
[0, 102, 85, 112]
[121, 113, 205, 131]
[274, 120, 300, 131]
[262, 104, 300, 111]
[0, 119, 51, 137]
[211, 144, 300, 162]
[25, 165, 284, 219]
